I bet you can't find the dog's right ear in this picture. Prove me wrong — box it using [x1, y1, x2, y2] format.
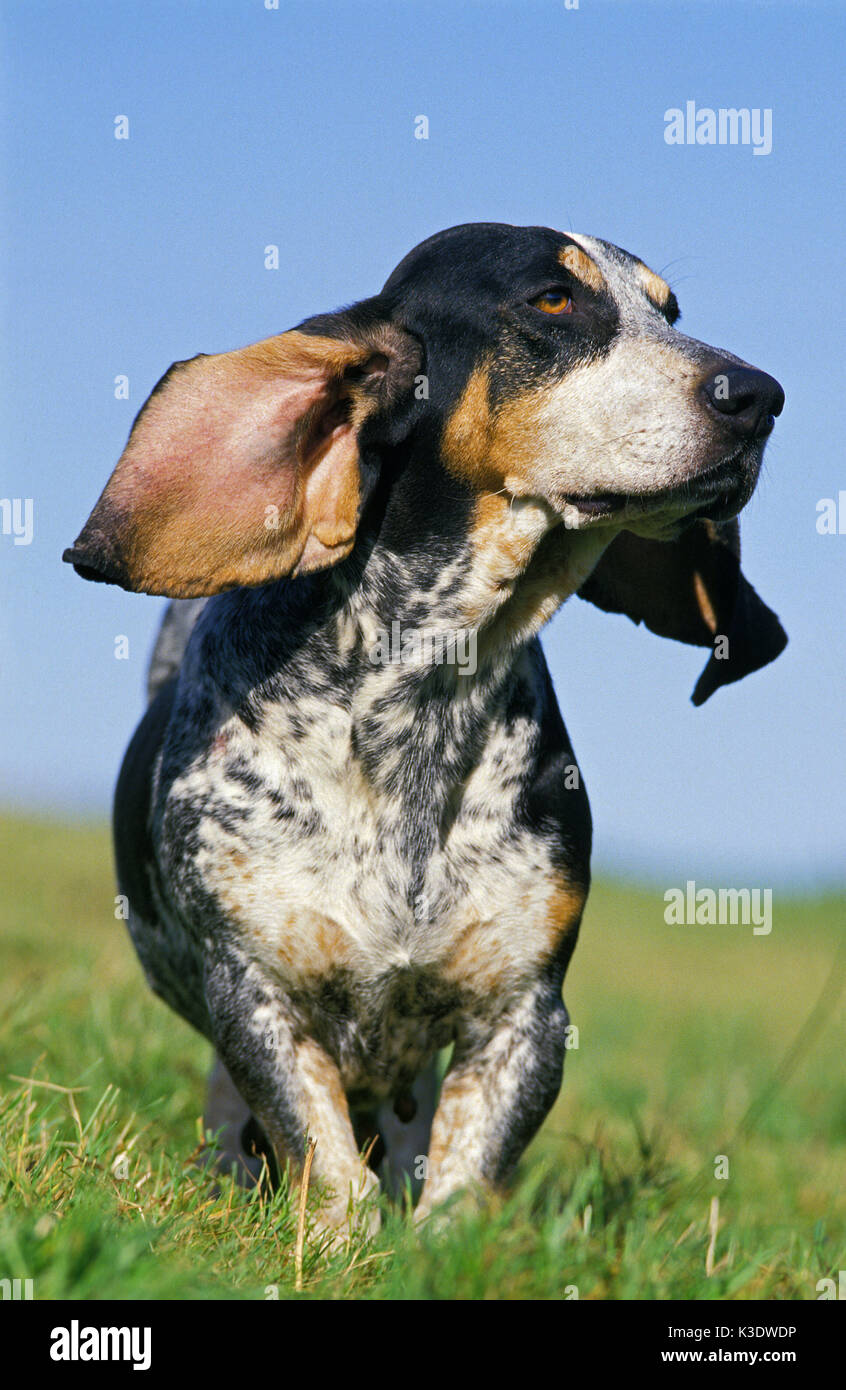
[63, 309, 421, 598]
[578, 519, 787, 704]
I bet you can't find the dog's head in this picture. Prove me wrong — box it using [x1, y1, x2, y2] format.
[64, 221, 786, 702]
[383, 223, 783, 533]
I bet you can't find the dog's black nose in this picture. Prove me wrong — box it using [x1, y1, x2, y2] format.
[701, 366, 784, 439]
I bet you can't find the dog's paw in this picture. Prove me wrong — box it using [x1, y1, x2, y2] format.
[308, 1164, 382, 1254]
[413, 1178, 491, 1236]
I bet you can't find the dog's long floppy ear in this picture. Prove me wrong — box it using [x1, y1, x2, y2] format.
[63, 312, 420, 598]
[577, 519, 787, 705]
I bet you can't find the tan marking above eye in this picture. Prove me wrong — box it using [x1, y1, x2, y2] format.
[531, 289, 573, 315]
[557, 242, 605, 293]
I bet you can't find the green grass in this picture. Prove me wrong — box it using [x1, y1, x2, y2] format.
[0, 811, 843, 1300]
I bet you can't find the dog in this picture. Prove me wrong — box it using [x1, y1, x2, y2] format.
[64, 222, 787, 1236]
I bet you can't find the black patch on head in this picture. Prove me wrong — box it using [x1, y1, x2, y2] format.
[380, 222, 620, 414]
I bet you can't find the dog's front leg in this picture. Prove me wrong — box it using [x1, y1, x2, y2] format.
[416, 979, 569, 1222]
[203, 951, 379, 1240]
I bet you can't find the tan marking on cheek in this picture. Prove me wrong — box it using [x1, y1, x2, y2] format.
[441, 365, 500, 489]
[638, 262, 672, 309]
[442, 363, 562, 502]
[558, 243, 605, 293]
[484, 394, 562, 496]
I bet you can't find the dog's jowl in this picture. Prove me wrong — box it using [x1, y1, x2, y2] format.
[64, 223, 787, 1235]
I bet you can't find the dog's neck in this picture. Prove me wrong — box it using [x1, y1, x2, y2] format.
[333, 453, 614, 683]
[208, 450, 612, 757]
[214, 468, 613, 715]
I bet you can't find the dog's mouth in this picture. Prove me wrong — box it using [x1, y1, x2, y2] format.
[687, 448, 757, 522]
[559, 445, 756, 528]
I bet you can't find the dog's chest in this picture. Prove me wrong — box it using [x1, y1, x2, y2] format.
[159, 675, 570, 1018]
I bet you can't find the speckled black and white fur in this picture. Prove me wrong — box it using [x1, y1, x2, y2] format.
[65, 223, 787, 1237]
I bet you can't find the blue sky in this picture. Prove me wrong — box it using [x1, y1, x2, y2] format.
[2, 0, 844, 887]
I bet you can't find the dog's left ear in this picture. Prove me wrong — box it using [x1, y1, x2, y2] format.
[577, 519, 787, 705]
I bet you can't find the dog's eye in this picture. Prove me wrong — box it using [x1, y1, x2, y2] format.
[530, 289, 573, 315]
